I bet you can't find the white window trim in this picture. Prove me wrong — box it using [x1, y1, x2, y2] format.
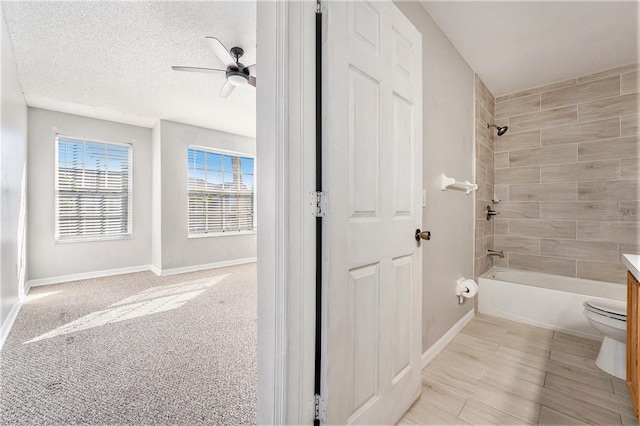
[54, 134, 133, 242]
[187, 145, 257, 237]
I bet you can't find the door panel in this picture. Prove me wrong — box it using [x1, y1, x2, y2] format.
[323, 0, 423, 424]
[391, 255, 413, 381]
[392, 94, 414, 217]
[349, 263, 380, 412]
[351, 1, 380, 55]
[349, 67, 380, 219]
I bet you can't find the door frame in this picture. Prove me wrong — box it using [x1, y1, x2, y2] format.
[256, 1, 317, 424]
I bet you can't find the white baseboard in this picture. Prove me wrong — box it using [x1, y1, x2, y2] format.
[0, 301, 22, 352]
[422, 309, 474, 369]
[27, 257, 259, 286]
[149, 264, 162, 276]
[27, 265, 154, 288]
[158, 257, 257, 276]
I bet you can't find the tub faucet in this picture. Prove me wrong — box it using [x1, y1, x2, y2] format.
[487, 249, 504, 258]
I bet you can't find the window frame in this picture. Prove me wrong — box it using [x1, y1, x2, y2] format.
[54, 134, 133, 243]
[187, 145, 257, 238]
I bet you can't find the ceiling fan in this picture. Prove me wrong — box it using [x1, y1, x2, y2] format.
[172, 37, 256, 98]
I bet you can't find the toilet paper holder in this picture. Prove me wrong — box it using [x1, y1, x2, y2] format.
[456, 277, 478, 304]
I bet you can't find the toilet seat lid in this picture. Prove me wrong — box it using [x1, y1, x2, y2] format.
[584, 299, 626, 320]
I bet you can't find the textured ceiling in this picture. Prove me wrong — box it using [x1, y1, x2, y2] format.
[420, 1, 639, 97]
[4, 1, 637, 133]
[1, 1, 256, 137]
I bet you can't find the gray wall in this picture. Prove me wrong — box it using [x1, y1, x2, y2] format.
[27, 109, 153, 281]
[26, 111, 256, 282]
[151, 122, 162, 270]
[395, 1, 476, 353]
[156, 120, 257, 271]
[1, 13, 28, 326]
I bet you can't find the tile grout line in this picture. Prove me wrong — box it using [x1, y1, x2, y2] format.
[455, 398, 469, 418]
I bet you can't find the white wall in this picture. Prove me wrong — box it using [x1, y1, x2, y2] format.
[27, 108, 152, 282]
[0, 12, 28, 327]
[395, 1, 476, 352]
[157, 120, 257, 272]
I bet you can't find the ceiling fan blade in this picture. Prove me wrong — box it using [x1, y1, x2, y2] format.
[219, 80, 235, 98]
[248, 76, 256, 87]
[206, 37, 236, 68]
[247, 64, 256, 77]
[172, 66, 226, 74]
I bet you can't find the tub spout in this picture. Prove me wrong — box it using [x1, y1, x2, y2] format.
[487, 249, 504, 258]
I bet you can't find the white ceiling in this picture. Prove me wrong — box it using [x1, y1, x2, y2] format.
[420, 1, 639, 97]
[1, 1, 257, 138]
[2, 1, 637, 135]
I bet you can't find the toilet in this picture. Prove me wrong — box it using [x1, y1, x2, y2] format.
[583, 299, 627, 380]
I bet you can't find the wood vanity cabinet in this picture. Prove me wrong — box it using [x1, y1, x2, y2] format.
[629, 270, 640, 419]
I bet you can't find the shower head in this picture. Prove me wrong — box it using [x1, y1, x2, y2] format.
[487, 123, 509, 136]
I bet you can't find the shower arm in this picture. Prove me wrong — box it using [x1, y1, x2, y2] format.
[487, 123, 509, 136]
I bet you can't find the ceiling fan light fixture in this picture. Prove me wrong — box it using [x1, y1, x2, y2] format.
[227, 74, 248, 86]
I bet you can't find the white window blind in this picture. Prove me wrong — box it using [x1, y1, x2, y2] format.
[55, 135, 132, 241]
[187, 147, 255, 235]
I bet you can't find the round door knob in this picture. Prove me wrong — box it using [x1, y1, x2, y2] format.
[415, 229, 431, 242]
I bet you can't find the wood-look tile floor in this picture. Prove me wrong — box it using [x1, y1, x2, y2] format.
[400, 314, 639, 425]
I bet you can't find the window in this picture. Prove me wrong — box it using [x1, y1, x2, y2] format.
[187, 147, 255, 235]
[55, 135, 132, 241]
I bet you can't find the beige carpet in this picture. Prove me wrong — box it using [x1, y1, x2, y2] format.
[0, 263, 257, 425]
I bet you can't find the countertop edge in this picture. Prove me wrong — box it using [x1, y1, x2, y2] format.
[622, 254, 640, 282]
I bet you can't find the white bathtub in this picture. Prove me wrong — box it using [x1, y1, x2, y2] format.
[478, 268, 627, 340]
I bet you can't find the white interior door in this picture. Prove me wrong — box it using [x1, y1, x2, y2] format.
[322, 0, 423, 424]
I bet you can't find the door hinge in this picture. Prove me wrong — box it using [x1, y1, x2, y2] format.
[313, 0, 324, 14]
[310, 191, 328, 217]
[314, 393, 326, 423]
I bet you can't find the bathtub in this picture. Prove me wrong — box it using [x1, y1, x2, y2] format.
[478, 268, 627, 340]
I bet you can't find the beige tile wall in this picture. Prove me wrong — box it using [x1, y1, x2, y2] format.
[474, 75, 495, 280]
[491, 64, 640, 284]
